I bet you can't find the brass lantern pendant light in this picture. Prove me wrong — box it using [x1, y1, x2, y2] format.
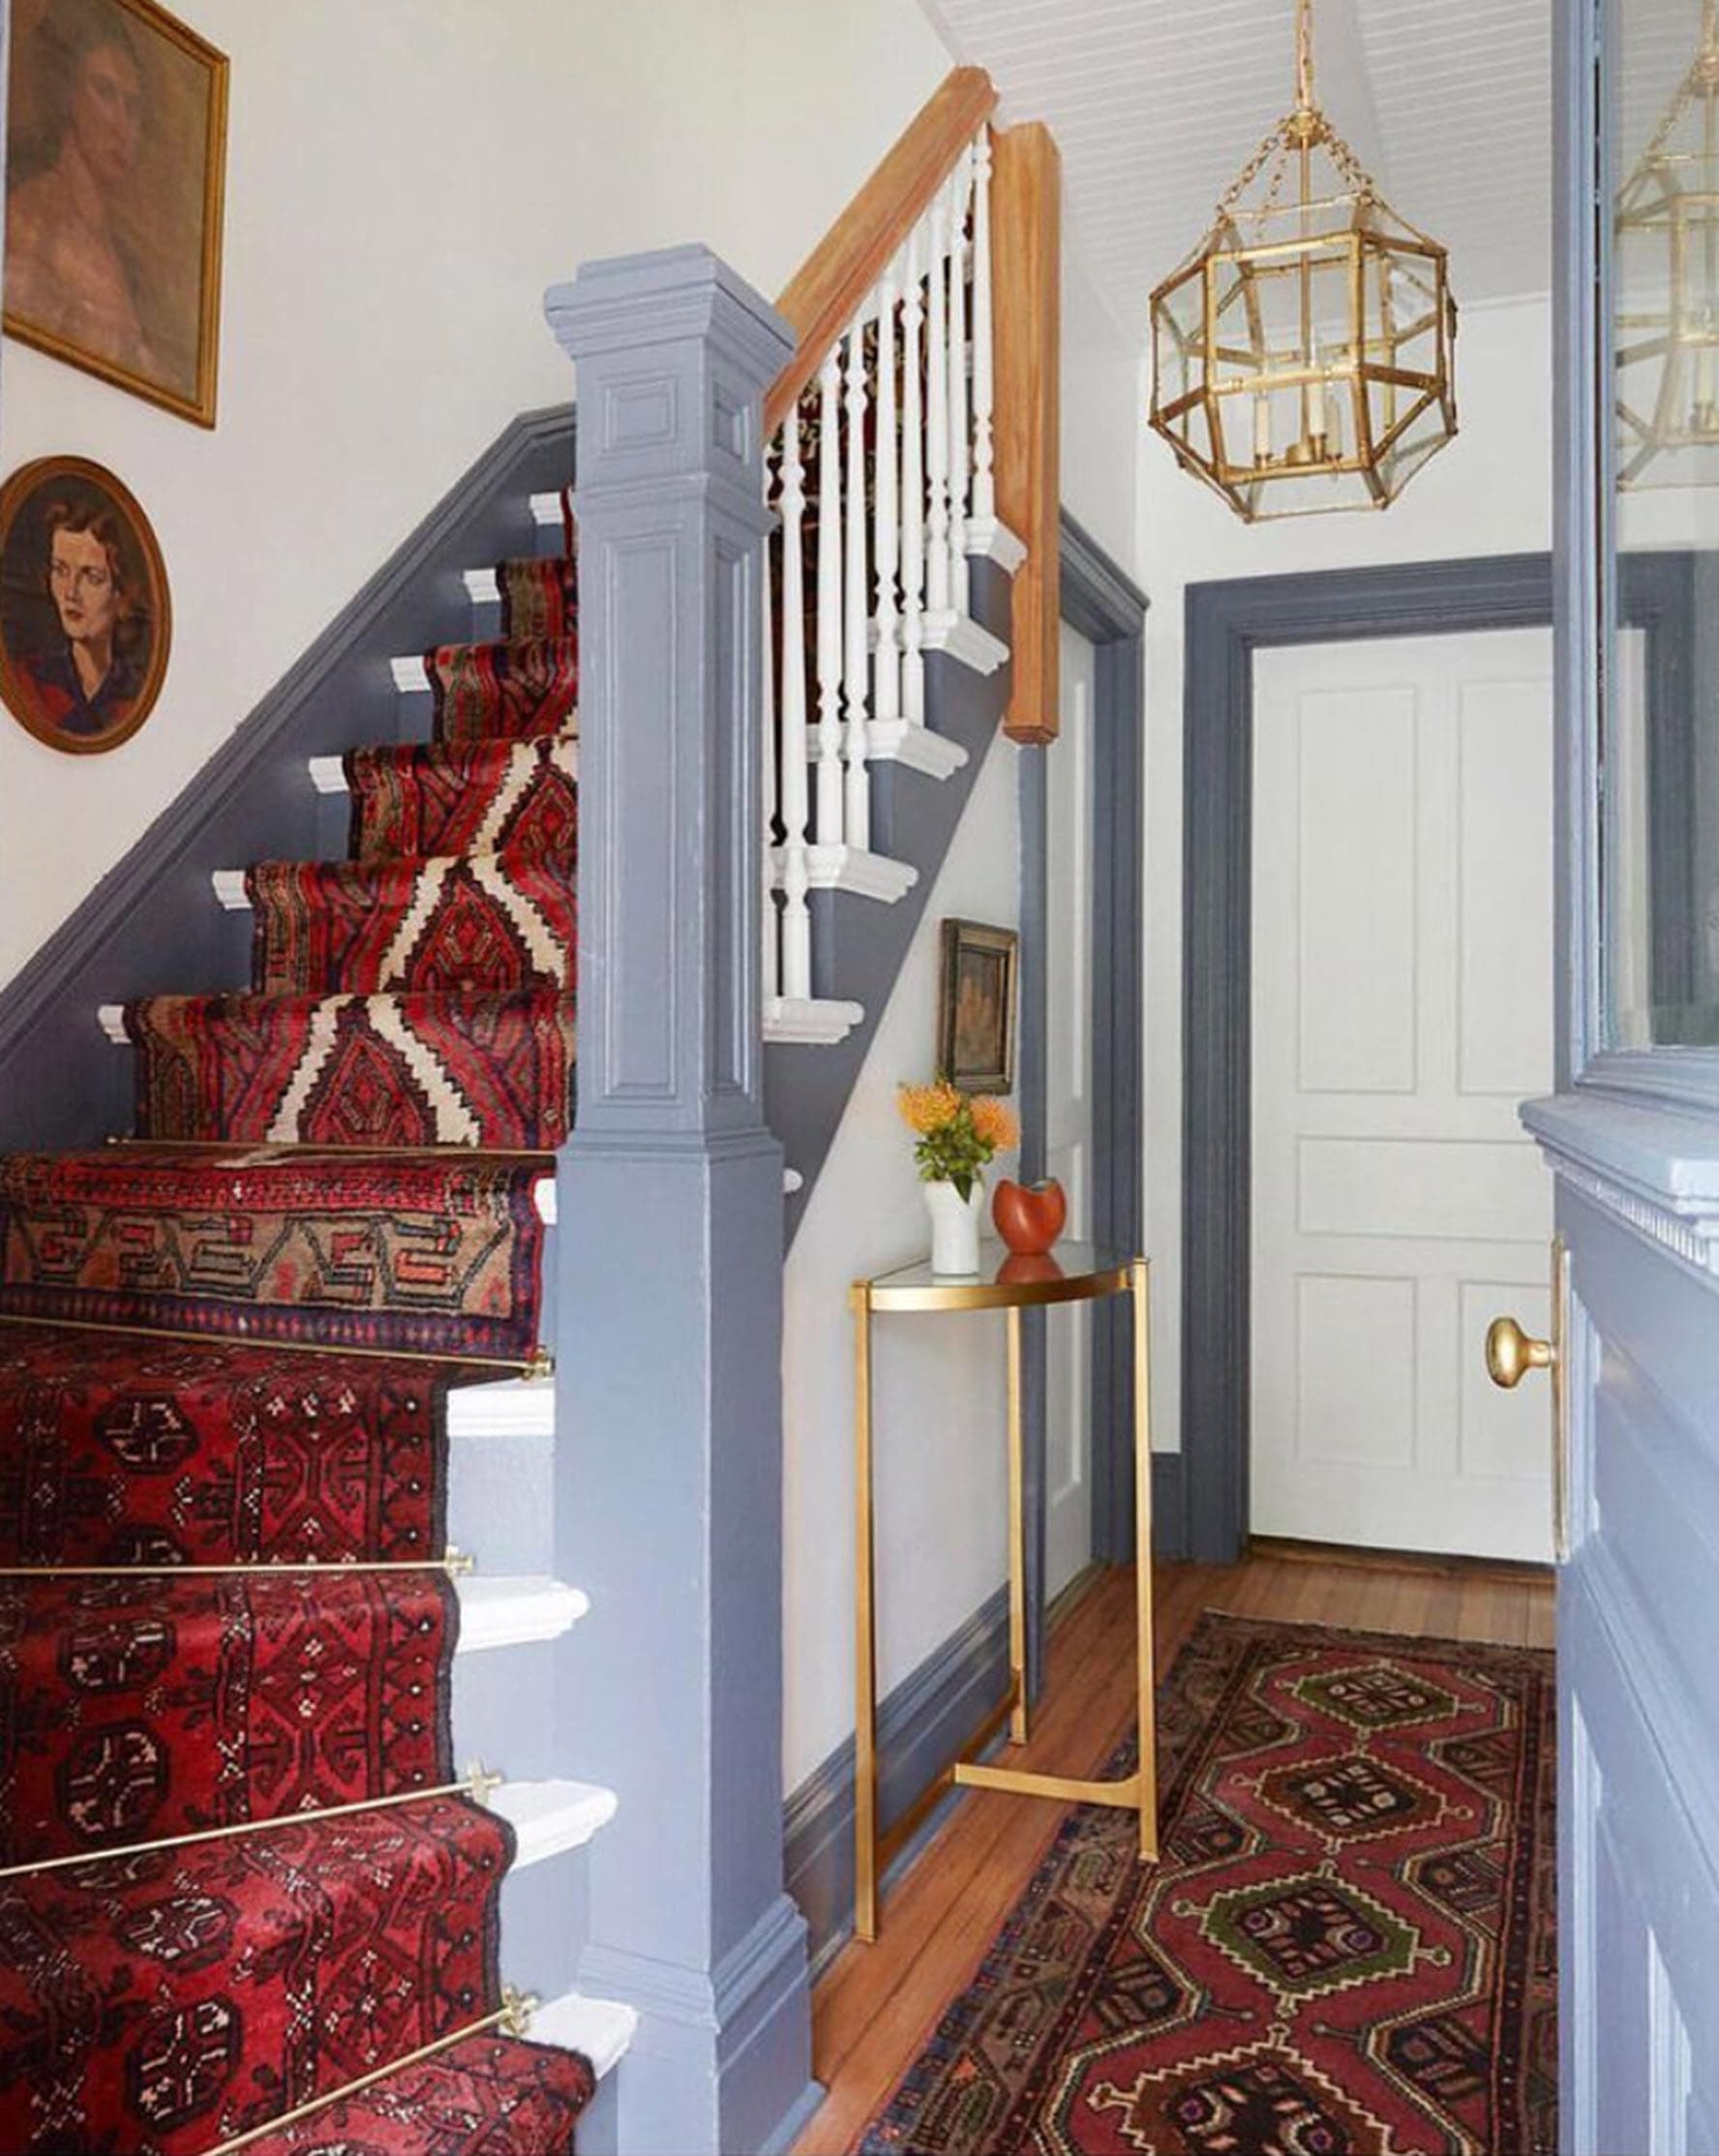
[1149, 0, 1460, 523]
[1615, 0, 1719, 489]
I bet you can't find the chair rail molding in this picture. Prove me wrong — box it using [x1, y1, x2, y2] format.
[544, 245, 817, 2156]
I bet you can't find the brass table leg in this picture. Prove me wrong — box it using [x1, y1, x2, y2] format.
[857, 1254, 1160, 1938]
[852, 1280, 879, 1943]
[1132, 1257, 1160, 1862]
[1006, 1303, 1029, 1746]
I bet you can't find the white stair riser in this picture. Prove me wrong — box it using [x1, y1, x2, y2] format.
[490, 1784, 618, 2010]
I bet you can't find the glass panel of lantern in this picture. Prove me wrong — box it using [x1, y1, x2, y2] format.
[1150, 259, 1212, 476]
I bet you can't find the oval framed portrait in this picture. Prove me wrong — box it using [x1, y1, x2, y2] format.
[0, 455, 172, 755]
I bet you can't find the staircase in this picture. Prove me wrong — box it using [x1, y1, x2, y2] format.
[0, 62, 1048, 2156]
[0, 501, 632, 2155]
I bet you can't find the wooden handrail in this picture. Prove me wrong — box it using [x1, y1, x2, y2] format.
[993, 123, 1062, 745]
[766, 66, 999, 435]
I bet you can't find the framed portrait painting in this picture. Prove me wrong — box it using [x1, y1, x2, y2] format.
[0, 456, 172, 755]
[4, 0, 228, 426]
[938, 918, 1019, 1094]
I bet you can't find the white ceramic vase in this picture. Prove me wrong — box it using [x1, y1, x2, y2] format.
[924, 1177, 984, 1276]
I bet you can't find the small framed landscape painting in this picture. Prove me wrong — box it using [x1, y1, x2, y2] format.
[0, 455, 172, 755]
[938, 918, 1019, 1093]
[4, 0, 229, 426]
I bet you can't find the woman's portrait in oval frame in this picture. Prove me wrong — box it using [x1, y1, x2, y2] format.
[0, 456, 172, 756]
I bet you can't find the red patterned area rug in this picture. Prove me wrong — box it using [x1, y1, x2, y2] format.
[861, 1613, 1556, 2156]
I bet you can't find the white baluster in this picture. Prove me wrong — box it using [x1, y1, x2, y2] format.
[762, 441, 782, 1007]
[815, 356, 844, 848]
[971, 127, 995, 532]
[777, 411, 812, 1003]
[842, 320, 871, 853]
[925, 185, 951, 624]
[901, 222, 926, 727]
[946, 147, 973, 616]
[873, 262, 901, 735]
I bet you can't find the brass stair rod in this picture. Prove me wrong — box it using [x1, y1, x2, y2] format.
[0, 1309, 547, 1374]
[0, 1546, 473, 1578]
[103, 1135, 557, 1162]
[0, 1762, 503, 1881]
[206, 1988, 538, 2156]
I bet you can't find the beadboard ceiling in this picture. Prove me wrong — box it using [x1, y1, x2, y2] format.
[923, 0, 1553, 338]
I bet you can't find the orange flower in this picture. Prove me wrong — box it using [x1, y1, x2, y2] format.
[898, 1081, 963, 1135]
[970, 1095, 1019, 1152]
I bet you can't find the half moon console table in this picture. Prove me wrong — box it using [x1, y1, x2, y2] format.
[848, 1241, 1159, 1941]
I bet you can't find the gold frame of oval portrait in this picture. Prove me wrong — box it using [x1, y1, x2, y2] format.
[0, 456, 173, 757]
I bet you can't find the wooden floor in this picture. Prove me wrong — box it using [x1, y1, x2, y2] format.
[796, 1544, 1555, 2154]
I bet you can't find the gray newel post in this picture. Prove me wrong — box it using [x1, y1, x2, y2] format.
[543, 248, 817, 2156]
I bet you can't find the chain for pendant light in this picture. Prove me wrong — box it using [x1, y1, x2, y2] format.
[1637, 0, 1719, 172]
[1213, 0, 1379, 221]
[1295, 0, 1315, 112]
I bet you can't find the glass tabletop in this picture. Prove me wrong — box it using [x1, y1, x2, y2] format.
[862, 1241, 1135, 1311]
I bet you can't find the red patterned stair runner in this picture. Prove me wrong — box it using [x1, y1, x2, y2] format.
[430, 636, 579, 745]
[345, 737, 577, 865]
[238, 2033, 596, 2154]
[247, 848, 576, 997]
[0, 1795, 509, 2152]
[0, 1145, 548, 1359]
[0, 1327, 451, 1568]
[0, 1568, 452, 1862]
[125, 532, 582, 1151]
[126, 988, 577, 1148]
[0, 514, 598, 2151]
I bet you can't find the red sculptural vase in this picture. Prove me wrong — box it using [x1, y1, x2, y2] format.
[990, 1177, 1067, 1256]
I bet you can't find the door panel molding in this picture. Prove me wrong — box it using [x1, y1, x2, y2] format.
[1182, 552, 1693, 1562]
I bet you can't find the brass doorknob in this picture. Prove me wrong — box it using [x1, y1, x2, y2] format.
[1486, 1316, 1555, 1390]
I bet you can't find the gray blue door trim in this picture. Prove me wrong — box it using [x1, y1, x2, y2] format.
[1182, 550, 1697, 1562]
[1060, 513, 1151, 1570]
[1017, 512, 1152, 1695]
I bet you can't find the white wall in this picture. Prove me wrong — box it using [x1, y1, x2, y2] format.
[0, 0, 956, 989]
[1061, 237, 1137, 572]
[1135, 293, 1555, 1459]
[783, 728, 1021, 1790]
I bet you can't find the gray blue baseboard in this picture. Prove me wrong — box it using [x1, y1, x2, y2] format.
[1153, 1452, 1189, 1563]
[784, 1585, 1010, 1978]
[784, 1469, 1190, 1976]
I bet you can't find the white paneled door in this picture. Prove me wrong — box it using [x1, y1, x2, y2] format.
[1045, 623, 1097, 1601]
[1250, 631, 1555, 1561]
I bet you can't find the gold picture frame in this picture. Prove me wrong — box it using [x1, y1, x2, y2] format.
[937, 918, 1018, 1094]
[4, 0, 229, 427]
[0, 455, 173, 755]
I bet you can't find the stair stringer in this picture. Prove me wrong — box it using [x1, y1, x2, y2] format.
[0, 404, 577, 1153]
[767, 555, 1014, 1243]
